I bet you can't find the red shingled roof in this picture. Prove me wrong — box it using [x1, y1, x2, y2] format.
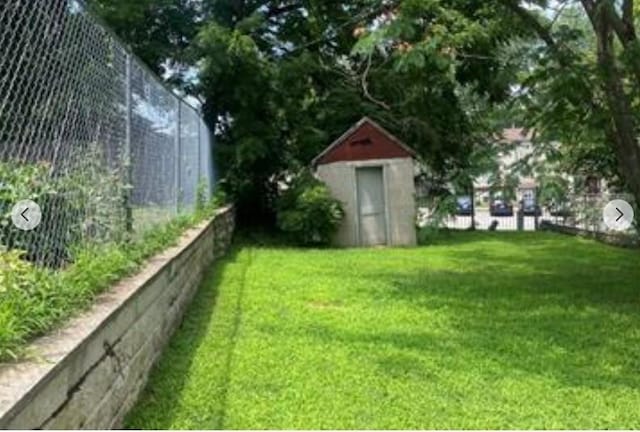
[312, 117, 416, 167]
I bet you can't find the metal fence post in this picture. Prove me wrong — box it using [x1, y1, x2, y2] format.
[517, 207, 524, 231]
[175, 101, 182, 213]
[534, 186, 540, 230]
[124, 54, 133, 236]
[197, 118, 203, 203]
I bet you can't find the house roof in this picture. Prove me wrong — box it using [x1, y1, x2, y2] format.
[312, 117, 416, 167]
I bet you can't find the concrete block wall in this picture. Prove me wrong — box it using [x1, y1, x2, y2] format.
[0, 206, 235, 430]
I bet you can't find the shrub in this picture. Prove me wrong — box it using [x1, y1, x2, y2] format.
[0, 144, 128, 267]
[0, 204, 219, 361]
[57, 142, 128, 245]
[276, 172, 344, 246]
[416, 194, 457, 245]
[0, 161, 77, 267]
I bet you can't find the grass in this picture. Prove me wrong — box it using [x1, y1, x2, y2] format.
[126, 231, 640, 429]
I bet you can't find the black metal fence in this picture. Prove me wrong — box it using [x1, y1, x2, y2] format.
[417, 192, 543, 232]
[418, 190, 638, 237]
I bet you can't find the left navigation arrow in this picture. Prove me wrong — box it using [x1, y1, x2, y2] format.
[11, 200, 42, 231]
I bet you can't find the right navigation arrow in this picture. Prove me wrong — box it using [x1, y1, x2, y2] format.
[604, 199, 634, 231]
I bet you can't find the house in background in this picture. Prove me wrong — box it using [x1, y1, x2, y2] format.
[475, 127, 613, 208]
[312, 117, 417, 247]
[474, 128, 539, 205]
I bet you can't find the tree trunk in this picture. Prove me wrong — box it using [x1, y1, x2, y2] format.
[504, 0, 640, 209]
[588, 1, 640, 207]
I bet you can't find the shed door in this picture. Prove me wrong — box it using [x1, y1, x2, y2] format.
[356, 166, 387, 246]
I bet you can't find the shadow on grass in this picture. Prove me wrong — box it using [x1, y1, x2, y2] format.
[124, 246, 248, 429]
[309, 237, 640, 393]
[125, 231, 640, 428]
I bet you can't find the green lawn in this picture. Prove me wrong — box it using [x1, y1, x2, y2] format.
[125, 232, 640, 429]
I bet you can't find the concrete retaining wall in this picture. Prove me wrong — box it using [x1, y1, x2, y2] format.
[540, 220, 639, 249]
[0, 206, 235, 429]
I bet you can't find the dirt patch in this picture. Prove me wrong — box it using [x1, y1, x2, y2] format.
[306, 300, 345, 311]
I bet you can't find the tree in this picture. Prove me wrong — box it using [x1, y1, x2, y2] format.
[497, 0, 640, 210]
[89, 0, 200, 82]
[193, 0, 526, 223]
[96, 0, 627, 228]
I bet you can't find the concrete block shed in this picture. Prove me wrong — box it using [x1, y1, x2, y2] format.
[312, 117, 417, 247]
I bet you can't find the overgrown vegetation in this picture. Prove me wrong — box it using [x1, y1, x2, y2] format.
[0, 166, 223, 361]
[276, 172, 344, 246]
[0, 144, 127, 268]
[0, 161, 73, 267]
[126, 232, 640, 429]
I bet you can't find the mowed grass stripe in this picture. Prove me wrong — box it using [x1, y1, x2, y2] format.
[125, 232, 640, 429]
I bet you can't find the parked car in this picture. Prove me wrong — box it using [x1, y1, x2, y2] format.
[548, 202, 573, 218]
[456, 196, 473, 216]
[521, 197, 542, 216]
[490, 199, 513, 217]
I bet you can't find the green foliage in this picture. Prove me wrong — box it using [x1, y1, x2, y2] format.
[210, 186, 229, 209]
[0, 161, 77, 267]
[0, 161, 55, 204]
[276, 173, 344, 246]
[127, 233, 640, 429]
[417, 193, 457, 245]
[189, 0, 524, 225]
[89, 0, 518, 228]
[89, 0, 199, 83]
[0, 204, 220, 361]
[59, 142, 129, 245]
[488, 170, 519, 203]
[537, 173, 570, 208]
[89, 0, 640, 225]
[197, 22, 285, 224]
[0, 144, 127, 267]
[195, 178, 210, 214]
[504, 3, 635, 198]
[0, 248, 54, 360]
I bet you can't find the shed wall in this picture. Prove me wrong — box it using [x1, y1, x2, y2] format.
[317, 157, 416, 247]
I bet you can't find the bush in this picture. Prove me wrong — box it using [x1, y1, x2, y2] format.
[276, 172, 344, 246]
[416, 194, 457, 245]
[0, 144, 128, 268]
[0, 205, 219, 361]
[0, 161, 77, 267]
[56, 142, 129, 246]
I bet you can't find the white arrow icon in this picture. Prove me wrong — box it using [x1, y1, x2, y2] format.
[11, 200, 42, 231]
[603, 199, 634, 231]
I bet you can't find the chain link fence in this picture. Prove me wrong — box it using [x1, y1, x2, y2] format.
[0, 0, 216, 267]
[542, 192, 638, 239]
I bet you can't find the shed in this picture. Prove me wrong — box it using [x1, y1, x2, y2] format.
[312, 117, 417, 247]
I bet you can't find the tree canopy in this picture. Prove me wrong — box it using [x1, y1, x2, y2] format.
[91, 0, 640, 223]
